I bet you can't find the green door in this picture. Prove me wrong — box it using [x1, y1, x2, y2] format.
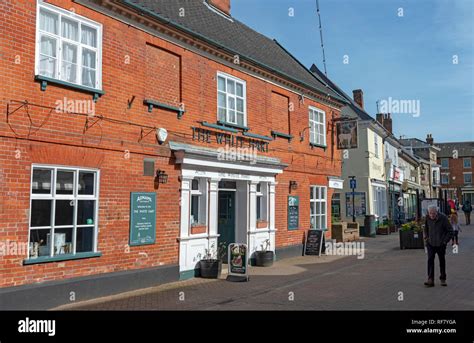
[218, 191, 235, 260]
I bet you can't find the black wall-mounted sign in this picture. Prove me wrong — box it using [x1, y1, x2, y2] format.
[304, 230, 325, 256]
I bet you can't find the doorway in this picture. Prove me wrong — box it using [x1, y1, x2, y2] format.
[218, 191, 235, 260]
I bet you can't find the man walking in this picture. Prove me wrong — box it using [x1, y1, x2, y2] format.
[423, 205, 453, 287]
[462, 200, 472, 225]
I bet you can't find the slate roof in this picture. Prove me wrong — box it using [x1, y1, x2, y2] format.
[122, 0, 345, 102]
[436, 142, 474, 158]
[309, 64, 374, 121]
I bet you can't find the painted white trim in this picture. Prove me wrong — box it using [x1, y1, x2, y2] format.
[308, 105, 327, 147]
[216, 71, 247, 127]
[28, 164, 100, 260]
[181, 158, 283, 174]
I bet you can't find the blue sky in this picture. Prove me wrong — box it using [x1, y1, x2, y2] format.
[232, 0, 474, 142]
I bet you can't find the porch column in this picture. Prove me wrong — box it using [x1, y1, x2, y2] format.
[269, 181, 277, 253]
[180, 177, 192, 238]
[208, 178, 219, 237]
[269, 181, 277, 231]
[249, 181, 258, 231]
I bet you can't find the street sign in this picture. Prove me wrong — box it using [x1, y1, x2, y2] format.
[350, 179, 357, 189]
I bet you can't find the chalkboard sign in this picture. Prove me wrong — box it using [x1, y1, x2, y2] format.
[288, 196, 299, 230]
[130, 192, 156, 246]
[227, 243, 249, 282]
[304, 230, 325, 256]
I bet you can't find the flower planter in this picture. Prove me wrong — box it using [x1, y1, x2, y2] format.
[190, 225, 207, 235]
[256, 220, 268, 229]
[377, 226, 390, 235]
[389, 225, 398, 233]
[399, 230, 424, 249]
[199, 259, 222, 278]
[254, 251, 274, 267]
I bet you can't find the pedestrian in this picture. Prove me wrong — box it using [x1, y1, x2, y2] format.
[448, 199, 455, 212]
[423, 205, 453, 287]
[461, 200, 472, 225]
[450, 211, 461, 246]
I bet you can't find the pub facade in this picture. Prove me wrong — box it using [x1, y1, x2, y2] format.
[0, 0, 345, 306]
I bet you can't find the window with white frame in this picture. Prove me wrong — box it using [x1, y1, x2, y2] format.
[29, 166, 99, 259]
[372, 186, 387, 218]
[310, 186, 327, 230]
[464, 173, 472, 185]
[190, 179, 207, 226]
[463, 158, 471, 169]
[441, 173, 449, 185]
[36, 1, 102, 89]
[256, 183, 268, 222]
[217, 73, 246, 126]
[309, 107, 326, 146]
[441, 158, 449, 169]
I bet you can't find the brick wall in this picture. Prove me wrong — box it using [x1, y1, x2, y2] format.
[0, 0, 342, 287]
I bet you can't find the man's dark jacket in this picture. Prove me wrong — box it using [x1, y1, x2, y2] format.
[424, 213, 454, 247]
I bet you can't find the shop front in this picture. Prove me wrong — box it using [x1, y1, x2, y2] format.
[170, 142, 286, 279]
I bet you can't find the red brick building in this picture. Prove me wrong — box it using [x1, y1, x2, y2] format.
[0, 0, 345, 307]
[437, 142, 474, 204]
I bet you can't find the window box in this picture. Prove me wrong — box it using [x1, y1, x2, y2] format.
[256, 220, 268, 229]
[190, 225, 207, 235]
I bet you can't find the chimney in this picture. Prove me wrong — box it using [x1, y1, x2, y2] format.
[376, 113, 383, 125]
[384, 113, 392, 134]
[376, 113, 393, 134]
[207, 0, 231, 15]
[426, 133, 434, 145]
[353, 89, 364, 109]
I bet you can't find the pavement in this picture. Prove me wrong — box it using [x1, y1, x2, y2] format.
[54, 212, 474, 311]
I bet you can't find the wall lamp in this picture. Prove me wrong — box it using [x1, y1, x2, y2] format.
[289, 180, 298, 191]
[156, 170, 169, 184]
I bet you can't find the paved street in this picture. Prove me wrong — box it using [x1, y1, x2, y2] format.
[56, 214, 474, 311]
